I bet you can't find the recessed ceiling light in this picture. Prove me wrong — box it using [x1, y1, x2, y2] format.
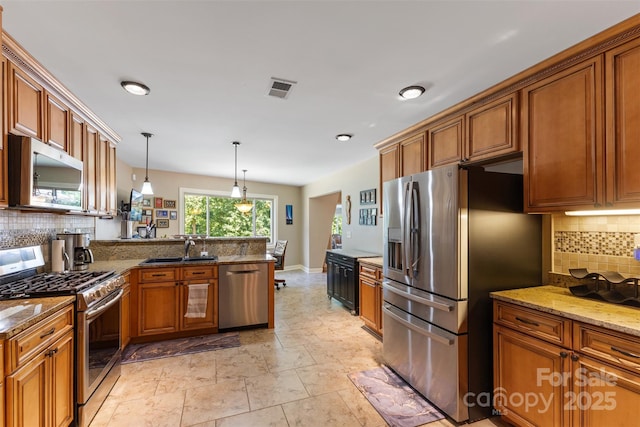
[121, 81, 150, 96]
[336, 134, 353, 142]
[399, 85, 425, 100]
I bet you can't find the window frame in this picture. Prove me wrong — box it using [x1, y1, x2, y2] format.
[179, 187, 278, 242]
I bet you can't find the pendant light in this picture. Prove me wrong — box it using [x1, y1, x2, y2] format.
[231, 141, 242, 198]
[235, 169, 253, 213]
[140, 132, 154, 195]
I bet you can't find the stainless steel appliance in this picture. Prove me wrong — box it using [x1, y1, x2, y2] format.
[57, 233, 94, 271]
[219, 263, 268, 329]
[0, 245, 123, 427]
[382, 164, 541, 422]
[7, 135, 84, 211]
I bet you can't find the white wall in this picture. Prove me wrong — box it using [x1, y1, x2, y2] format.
[302, 155, 382, 269]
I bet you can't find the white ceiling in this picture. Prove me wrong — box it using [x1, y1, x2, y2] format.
[2, 1, 639, 186]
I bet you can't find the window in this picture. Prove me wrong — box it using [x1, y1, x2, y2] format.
[181, 190, 276, 242]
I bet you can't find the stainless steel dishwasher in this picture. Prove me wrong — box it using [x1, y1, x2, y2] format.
[219, 263, 269, 329]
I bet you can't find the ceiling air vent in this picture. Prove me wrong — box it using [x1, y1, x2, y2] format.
[267, 77, 297, 99]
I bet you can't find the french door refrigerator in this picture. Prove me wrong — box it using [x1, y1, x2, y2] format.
[382, 164, 542, 422]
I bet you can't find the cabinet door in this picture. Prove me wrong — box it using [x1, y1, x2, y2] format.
[0, 57, 7, 208]
[605, 38, 640, 207]
[380, 144, 399, 215]
[359, 276, 378, 331]
[572, 355, 640, 427]
[107, 142, 117, 215]
[45, 91, 69, 152]
[6, 352, 48, 427]
[50, 331, 74, 427]
[121, 285, 130, 350]
[8, 63, 43, 139]
[494, 324, 571, 427]
[138, 282, 179, 335]
[400, 133, 425, 177]
[522, 56, 603, 212]
[427, 115, 464, 169]
[465, 92, 519, 162]
[84, 125, 98, 212]
[180, 279, 218, 331]
[96, 135, 109, 214]
[69, 112, 84, 161]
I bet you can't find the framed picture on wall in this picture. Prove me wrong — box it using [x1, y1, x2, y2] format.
[164, 200, 176, 209]
[170, 211, 177, 220]
[157, 219, 169, 228]
[154, 197, 164, 209]
[156, 210, 168, 218]
[143, 198, 152, 207]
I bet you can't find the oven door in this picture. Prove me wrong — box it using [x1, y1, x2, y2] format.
[77, 289, 122, 406]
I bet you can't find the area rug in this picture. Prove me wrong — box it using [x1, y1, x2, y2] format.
[348, 365, 445, 427]
[121, 332, 240, 364]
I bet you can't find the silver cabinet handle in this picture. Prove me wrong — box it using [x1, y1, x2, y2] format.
[383, 282, 453, 312]
[383, 304, 453, 345]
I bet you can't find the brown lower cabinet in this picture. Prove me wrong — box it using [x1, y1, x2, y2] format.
[494, 300, 640, 426]
[133, 266, 218, 340]
[5, 304, 74, 427]
[359, 262, 382, 337]
[120, 272, 131, 350]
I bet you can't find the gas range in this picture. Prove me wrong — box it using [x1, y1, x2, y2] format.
[0, 270, 122, 310]
[0, 245, 123, 310]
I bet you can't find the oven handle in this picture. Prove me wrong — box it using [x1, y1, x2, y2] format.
[382, 304, 454, 345]
[85, 289, 123, 321]
[382, 281, 453, 312]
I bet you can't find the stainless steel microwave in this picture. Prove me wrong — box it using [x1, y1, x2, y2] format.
[8, 135, 84, 211]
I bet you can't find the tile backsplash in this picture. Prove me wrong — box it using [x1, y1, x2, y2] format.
[553, 214, 640, 276]
[0, 210, 94, 270]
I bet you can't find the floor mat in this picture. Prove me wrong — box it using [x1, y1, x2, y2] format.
[348, 365, 445, 427]
[121, 332, 240, 364]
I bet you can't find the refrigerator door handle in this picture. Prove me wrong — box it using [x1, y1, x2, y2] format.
[383, 281, 454, 312]
[410, 181, 420, 278]
[383, 304, 454, 345]
[403, 181, 412, 278]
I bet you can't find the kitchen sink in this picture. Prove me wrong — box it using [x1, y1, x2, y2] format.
[139, 256, 217, 265]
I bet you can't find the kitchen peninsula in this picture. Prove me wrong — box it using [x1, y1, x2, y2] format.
[88, 236, 275, 349]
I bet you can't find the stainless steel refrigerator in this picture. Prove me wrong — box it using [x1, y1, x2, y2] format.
[382, 164, 541, 422]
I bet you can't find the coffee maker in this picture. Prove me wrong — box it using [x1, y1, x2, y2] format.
[56, 233, 94, 271]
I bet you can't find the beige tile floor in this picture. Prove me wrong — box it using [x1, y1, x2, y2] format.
[90, 270, 509, 427]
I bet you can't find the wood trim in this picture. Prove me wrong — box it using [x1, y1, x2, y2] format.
[375, 14, 640, 151]
[2, 31, 120, 145]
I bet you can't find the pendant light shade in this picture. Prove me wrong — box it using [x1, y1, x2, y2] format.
[235, 169, 253, 213]
[141, 132, 154, 195]
[231, 141, 242, 198]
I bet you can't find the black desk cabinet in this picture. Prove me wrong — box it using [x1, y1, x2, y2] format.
[326, 251, 359, 315]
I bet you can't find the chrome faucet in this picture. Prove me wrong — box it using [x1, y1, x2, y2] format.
[184, 237, 195, 259]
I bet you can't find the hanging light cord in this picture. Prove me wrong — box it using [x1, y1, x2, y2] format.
[143, 132, 153, 181]
[233, 141, 239, 186]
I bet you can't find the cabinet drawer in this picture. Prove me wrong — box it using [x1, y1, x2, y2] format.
[359, 264, 381, 280]
[574, 322, 640, 373]
[493, 301, 572, 346]
[182, 266, 217, 280]
[139, 268, 177, 283]
[326, 252, 356, 267]
[7, 304, 73, 372]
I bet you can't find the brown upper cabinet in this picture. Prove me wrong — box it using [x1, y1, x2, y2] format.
[69, 112, 84, 161]
[522, 56, 604, 212]
[44, 91, 70, 152]
[0, 56, 7, 208]
[8, 63, 43, 139]
[427, 114, 464, 169]
[465, 92, 519, 162]
[84, 125, 98, 213]
[399, 132, 425, 177]
[379, 143, 399, 215]
[605, 37, 640, 208]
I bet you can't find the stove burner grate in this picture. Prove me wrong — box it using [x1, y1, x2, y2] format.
[0, 270, 115, 300]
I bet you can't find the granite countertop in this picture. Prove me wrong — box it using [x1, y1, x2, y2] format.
[0, 296, 75, 339]
[88, 254, 275, 274]
[491, 285, 640, 337]
[358, 257, 383, 267]
[326, 249, 382, 259]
